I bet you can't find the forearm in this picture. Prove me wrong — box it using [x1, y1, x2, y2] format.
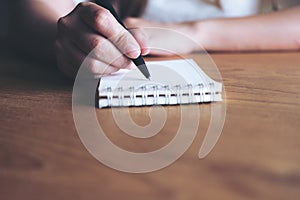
[8, 0, 74, 62]
[196, 6, 300, 51]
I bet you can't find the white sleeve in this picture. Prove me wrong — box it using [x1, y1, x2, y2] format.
[220, 0, 261, 17]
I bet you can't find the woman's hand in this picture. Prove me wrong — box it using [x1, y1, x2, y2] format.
[54, 2, 149, 78]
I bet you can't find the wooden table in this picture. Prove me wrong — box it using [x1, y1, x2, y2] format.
[1, 51, 299, 200]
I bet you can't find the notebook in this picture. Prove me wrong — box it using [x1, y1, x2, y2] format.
[96, 59, 222, 108]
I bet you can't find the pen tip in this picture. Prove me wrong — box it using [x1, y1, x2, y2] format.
[147, 77, 151, 81]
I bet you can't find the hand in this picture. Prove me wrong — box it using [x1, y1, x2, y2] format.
[124, 18, 200, 56]
[54, 2, 149, 79]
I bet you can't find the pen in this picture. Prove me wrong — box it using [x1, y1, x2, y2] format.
[94, 0, 151, 80]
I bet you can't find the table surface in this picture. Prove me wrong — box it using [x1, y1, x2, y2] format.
[1, 51, 299, 200]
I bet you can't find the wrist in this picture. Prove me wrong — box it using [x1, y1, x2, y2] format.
[193, 20, 215, 51]
[169, 21, 204, 52]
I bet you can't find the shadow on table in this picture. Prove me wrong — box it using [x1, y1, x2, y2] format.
[0, 50, 73, 92]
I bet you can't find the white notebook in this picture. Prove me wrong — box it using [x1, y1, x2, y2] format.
[97, 59, 222, 108]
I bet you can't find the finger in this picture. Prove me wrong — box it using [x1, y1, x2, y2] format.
[76, 2, 141, 59]
[129, 28, 150, 56]
[55, 38, 119, 77]
[57, 17, 133, 69]
[79, 32, 135, 70]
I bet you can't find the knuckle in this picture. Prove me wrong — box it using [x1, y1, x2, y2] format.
[57, 17, 68, 31]
[112, 31, 128, 47]
[93, 8, 111, 28]
[90, 37, 102, 50]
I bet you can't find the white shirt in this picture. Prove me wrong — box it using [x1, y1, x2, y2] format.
[73, 0, 300, 23]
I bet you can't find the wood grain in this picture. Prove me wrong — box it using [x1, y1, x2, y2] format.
[0, 51, 299, 200]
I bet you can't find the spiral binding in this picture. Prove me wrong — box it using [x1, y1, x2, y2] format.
[107, 87, 112, 107]
[130, 86, 135, 106]
[175, 85, 181, 104]
[101, 83, 218, 107]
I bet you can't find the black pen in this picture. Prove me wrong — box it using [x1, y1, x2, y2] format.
[94, 0, 151, 80]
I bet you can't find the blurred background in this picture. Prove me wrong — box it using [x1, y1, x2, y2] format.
[1, 0, 300, 49]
